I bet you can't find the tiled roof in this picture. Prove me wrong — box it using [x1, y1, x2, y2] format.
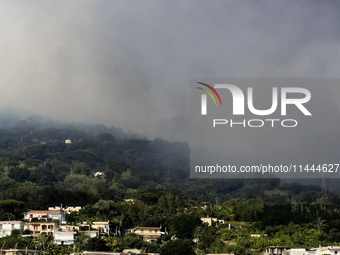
[0, 221, 23, 223]
[28, 210, 61, 214]
[132, 227, 161, 230]
[319, 246, 340, 251]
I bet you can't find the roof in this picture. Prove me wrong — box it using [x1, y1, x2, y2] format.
[3, 249, 39, 252]
[27, 210, 61, 214]
[319, 246, 340, 251]
[83, 252, 156, 255]
[25, 222, 56, 225]
[132, 227, 161, 231]
[0, 221, 23, 223]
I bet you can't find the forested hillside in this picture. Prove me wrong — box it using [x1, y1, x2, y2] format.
[0, 115, 335, 207]
[0, 115, 340, 254]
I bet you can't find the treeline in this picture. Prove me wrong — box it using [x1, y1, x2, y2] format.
[2, 197, 340, 254]
[0, 116, 338, 207]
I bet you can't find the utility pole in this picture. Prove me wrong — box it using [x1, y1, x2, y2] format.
[322, 174, 326, 194]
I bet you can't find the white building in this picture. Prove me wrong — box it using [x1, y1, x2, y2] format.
[49, 205, 82, 214]
[314, 246, 340, 255]
[0, 249, 39, 255]
[128, 227, 161, 242]
[24, 210, 65, 222]
[0, 221, 24, 236]
[251, 234, 268, 238]
[262, 247, 306, 255]
[289, 248, 308, 255]
[54, 231, 76, 245]
[94, 172, 104, 177]
[64, 206, 82, 214]
[78, 231, 98, 238]
[200, 217, 225, 226]
[79, 221, 110, 234]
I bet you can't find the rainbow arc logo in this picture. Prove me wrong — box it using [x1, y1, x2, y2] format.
[196, 82, 222, 115]
[196, 82, 223, 106]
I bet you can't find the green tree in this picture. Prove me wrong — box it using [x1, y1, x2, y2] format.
[170, 214, 201, 239]
[0, 200, 25, 220]
[160, 239, 195, 255]
[105, 236, 122, 252]
[46, 244, 75, 255]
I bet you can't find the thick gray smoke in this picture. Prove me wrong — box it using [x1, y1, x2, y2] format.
[0, 1, 340, 141]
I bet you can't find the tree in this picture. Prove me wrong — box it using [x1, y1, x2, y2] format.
[46, 244, 76, 255]
[0, 200, 25, 220]
[34, 233, 54, 255]
[84, 236, 110, 251]
[141, 193, 158, 205]
[105, 237, 122, 252]
[96, 133, 115, 143]
[170, 214, 201, 239]
[160, 239, 195, 255]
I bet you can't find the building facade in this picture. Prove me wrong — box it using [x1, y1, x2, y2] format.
[0, 221, 24, 237]
[129, 227, 161, 242]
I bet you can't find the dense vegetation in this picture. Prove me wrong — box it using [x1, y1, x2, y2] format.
[0, 115, 339, 254]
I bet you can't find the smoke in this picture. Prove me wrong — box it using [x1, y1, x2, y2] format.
[0, 1, 340, 141]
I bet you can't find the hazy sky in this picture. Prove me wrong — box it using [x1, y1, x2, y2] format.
[1, 0, 340, 141]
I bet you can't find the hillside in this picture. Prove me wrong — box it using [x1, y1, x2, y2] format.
[0, 115, 336, 209]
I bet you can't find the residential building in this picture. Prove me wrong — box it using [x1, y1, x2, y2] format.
[0, 221, 24, 236]
[128, 227, 161, 242]
[94, 172, 104, 177]
[206, 254, 234, 255]
[64, 206, 82, 214]
[123, 249, 142, 253]
[288, 249, 308, 255]
[200, 217, 225, 226]
[0, 249, 39, 255]
[124, 199, 134, 204]
[59, 224, 79, 232]
[54, 231, 76, 245]
[24, 210, 64, 221]
[82, 252, 159, 255]
[48, 206, 81, 214]
[313, 246, 340, 255]
[48, 206, 61, 211]
[251, 234, 268, 237]
[79, 221, 109, 234]
[24, 222, 55, 236]
[78, 231, 98, 238]
[262, 247, 307, 255]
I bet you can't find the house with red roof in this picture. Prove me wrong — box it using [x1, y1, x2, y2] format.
[23, 210, 64, 221]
